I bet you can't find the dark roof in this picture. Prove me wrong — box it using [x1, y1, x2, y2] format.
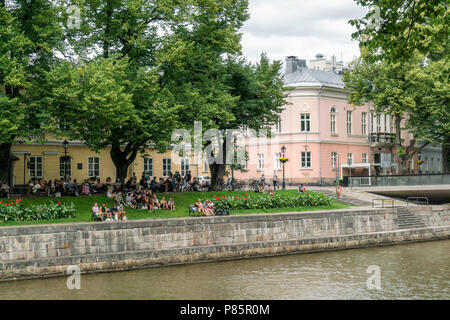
[284, 67, 345, 89]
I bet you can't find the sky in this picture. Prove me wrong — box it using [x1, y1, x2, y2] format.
[240, 0, 368, 66]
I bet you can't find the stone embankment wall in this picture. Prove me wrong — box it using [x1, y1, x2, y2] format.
[0, 206, 449, 281]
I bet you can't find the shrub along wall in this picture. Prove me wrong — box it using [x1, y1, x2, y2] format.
[0, 200, 76, 222]
[210, 192, 332, 211]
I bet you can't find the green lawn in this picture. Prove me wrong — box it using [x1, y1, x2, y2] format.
[0, 190, 350, 227]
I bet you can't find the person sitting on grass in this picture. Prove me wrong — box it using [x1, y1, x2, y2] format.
[125, 192, 136, 208]
[195, 199, 205, 216]
[152, 194, 160, 210]
[168, 197, 175, 212]
[204, 200, 214, 216]
[100, 203, 108, 220]
[92, 203, 101, 220]
[117, 204, 126, 221]
[160, 196, 168, 210]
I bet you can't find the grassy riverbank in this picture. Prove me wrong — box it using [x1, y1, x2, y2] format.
[0, 190, 350, 227]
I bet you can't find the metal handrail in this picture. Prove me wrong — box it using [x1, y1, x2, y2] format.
[407, 197, 429, 206]
[372, 198, 396, 208]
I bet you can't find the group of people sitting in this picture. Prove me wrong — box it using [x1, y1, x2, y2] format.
[191, 199, 215, 216]
[107, 187, 176, 212]
[91, 203, 127, 222]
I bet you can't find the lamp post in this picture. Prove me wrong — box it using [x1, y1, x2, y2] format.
[418, 151, 422, 175]
[281, 145, 287, 190]
[63, 139, 69, 181]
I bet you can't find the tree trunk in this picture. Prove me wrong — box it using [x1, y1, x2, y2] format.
[209, 163, 226, 190]
[209, 138, 228, 190]
[394, 115, 406, 174]
[110, 142, 138, 184]
[0, 143, 12, 183]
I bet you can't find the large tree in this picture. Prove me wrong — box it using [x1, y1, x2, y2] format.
[348, 0, 450, 172]
[343, 50, 449, 174]
[43, 0, 255, 182]
[0, 0, 63, 183]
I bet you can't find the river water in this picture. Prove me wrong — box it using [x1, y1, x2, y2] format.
[0, 240, 449, 300]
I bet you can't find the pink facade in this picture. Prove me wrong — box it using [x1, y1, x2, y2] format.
[235, 57, 431, 186]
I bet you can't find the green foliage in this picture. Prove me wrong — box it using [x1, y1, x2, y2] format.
[210, 192, 332, 211]
[0, 200, 76, 222]
[350, 0, 449, 62]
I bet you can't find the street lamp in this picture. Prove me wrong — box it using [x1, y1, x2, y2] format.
[63, 139, 69, 181]
[418, 151, 422, 175]
[281, 145, 287, 190]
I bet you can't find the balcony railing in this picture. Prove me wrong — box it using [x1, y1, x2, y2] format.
[370, 132, 396, 146]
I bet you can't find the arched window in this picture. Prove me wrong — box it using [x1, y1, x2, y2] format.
[330, 107, 336, 134]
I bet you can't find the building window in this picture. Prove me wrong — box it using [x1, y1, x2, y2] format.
[144, 158, 153, 176]
[330, 107, 336, 134]
[59, 157, 72, 178]
[274, 153, 281, 170]
[29, 156, 43, 179]
[437, 158, 441, 173]
[411, 157, 415, 172]
[347, 111, 352, 134]
[425, 157, 428, 174]
[301, 152, 311, 169]
[162, 158, 171, 177]
[376, 114, 381, 133]
[331, 152, 338, 169]
[258, 154, 264, 170]
[384, 114, 388, 132]
[181, 158, 190, 176]
[275, 120, 281, 134]
[431, 157, 434, 173]
[301, 114, 311, 132]
[389, 115, 393, 133]
[362, 153, 368, 163]
[88, 157, 100, 178]
[362, 112, 367, 135]
[347, 153, 353, 166]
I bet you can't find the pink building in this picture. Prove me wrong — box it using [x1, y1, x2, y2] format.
[235, 56, 443, 186]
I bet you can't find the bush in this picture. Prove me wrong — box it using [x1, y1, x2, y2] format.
[210, 192, 332, 211]
[0, 199, 76, 222]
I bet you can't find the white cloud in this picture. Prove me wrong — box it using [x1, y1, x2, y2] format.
[241, 0, 368, 65]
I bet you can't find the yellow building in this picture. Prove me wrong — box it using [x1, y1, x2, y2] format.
[10, 134, 210, 186]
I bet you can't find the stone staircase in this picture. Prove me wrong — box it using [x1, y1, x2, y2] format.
[396, 207, 426, 229]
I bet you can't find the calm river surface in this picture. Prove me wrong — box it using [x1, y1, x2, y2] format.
[0, 240, 449, 300]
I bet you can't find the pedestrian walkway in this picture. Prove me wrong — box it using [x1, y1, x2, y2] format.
[303, 186, 408, 208]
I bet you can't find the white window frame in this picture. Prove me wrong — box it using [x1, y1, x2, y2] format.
[144, 158, 153, 176]
[257, 154, 264, 170]
[347, 153, 353, 166]
[181, 158, 190, 177]
[301, 152, 312, 169]
[59, 156, 72, 178]
[275, 120, 281, 134]
[376, 114, 381, 133]
[29, 156, 43, 179]
[88, 157, 100, 178]
[162, 158, 172, 177]
[274, 153, 281, 170]
[362, 112, 367, 135]
[300, 114, 311, 132]
[362, 153, 368, 164]
[331, 152, 337, 169]
[330, 107, 337, 134]
[347, 111, 352, 134]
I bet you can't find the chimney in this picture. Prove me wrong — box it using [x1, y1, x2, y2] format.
[332, 55, 337, 73]
[286, 56, 307, 74]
